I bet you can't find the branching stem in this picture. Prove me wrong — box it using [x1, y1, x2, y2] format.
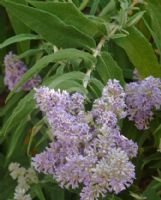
[83, 37, 106, 88]
[83, 25, 118, 88]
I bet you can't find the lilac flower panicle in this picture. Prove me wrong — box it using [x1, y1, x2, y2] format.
[92, 79, 127, 123]
[4, 52, 26, 91]
[32, 79, 137, 200]
[126, 76, 161, 130]
[4, 52, 41, 91]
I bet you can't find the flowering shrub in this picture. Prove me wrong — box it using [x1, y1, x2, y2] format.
[0, 0, 161, 200]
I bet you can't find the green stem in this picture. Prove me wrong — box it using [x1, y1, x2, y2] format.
[83, 37, 106, 88]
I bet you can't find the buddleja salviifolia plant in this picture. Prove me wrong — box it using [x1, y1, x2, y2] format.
[1, 0, 161, 200]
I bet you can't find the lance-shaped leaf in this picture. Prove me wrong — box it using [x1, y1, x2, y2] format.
[5, 0, 31, 52]
[28, 1, 106, 37]
[0, 34, 41, 49]
[114, 27, 161, 78]
[145, 2, 161, 57]
[3, 1, 95, 49]
[6, 48, 95, 101]
[96, 51, 125, 85]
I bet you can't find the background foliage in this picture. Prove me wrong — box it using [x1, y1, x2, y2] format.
[0, 0, 161, 199]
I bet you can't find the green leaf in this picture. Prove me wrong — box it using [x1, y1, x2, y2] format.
[90, 78, 104, 93]
[0, 7, 7, 43]
[108, 41, 134, 79]
[145, 2, 161, 56]
[96, 51, 125, 85]
[90, 0, 100, 15]
[31, 184, 46, 200]
[89, 78, 104, 98]
[0, 7, 7, 64]
[3, 1, 95, 49]
[18, 48, 43, 59]
[99, 0, 116, 19]
[0, 92, 24, 117]
[0, 75, 5, 92]
[47, 71, 84, 86]
[153, 123, 161, 147]
[5, 0, 31, 53]
[7, 49, 95, 101]
[45, 71, 87, 95]
[130, 192, 147, 200]
[0, 33, 41, 49]
[103, 194, 122, 200]
[141, 153, 161, 169]
[153, 176, 161, 183]
[1, 91, 35, 136]
[49, 79, 87, 94]
[43, 184, 65, 200]
[127, 11, 145, 27]
[114, 27, 161, 78]
[28, 1, 105, 37]
[5, 119, 27, 164]
[27, 119, 44, 156]
[143, 180, 161, 200]
[148, 0, 161, 7]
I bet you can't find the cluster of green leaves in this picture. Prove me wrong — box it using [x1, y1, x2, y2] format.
[0, 0, 161, 199]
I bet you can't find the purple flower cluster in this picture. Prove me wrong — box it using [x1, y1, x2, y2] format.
[125, 76, 161, 130]
[92, 79, 127, 121]
[32, 80, 137, 200]
[4, 52, 41, 91]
